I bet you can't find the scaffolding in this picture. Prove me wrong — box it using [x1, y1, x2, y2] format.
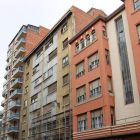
[28, 103, 73, 140]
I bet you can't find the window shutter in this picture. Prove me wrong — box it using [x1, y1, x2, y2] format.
[45, 42, 49, 50]
[111, 107, 114, 114]
[63, 74, 68, 85]
[90, 79, 100, 91]
[49, 49, 57, 61]
[80, 113, 87, 121]
[33, 67, 36, 75]
[63, 94, 69, 105]
[77, 85, 85, 97]
[43, 103, 52, 114]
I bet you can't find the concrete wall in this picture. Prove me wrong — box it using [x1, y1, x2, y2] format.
[107, 9, 140, 123]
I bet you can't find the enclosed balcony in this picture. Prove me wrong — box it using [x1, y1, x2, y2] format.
[12, 67, 23, 78]
[10, 78, 22, 89]
[17, 29, 26, 41]
[10, 89, 22, 99]
[13, 57, 24, 68]
[2, 89, 7, 97]
[16, 38, 25, 50]
[9, 114, 19, 122]
[9, 101, 21, 110]
[1, 99, 6, 107]
[15, 47, 25, 59]
[5, 62, 10, 71]
[7, 126, 19, 134]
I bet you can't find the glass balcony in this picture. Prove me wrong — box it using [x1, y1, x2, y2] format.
[7, 126, 19, 133]
[15, 47, 25, 58]
[4, 71, 9, 79]
[3, 80, 7, 86]
[9, 114, 19, 121]
[9, 101, 20, 110]
[12, 67, 23, 78]
[2, 89, 7, 97]
[6, 52, 12, 62]
[11, 78, 22, 89]
[10, 89, 22, 99]
[16, 38, 25, 50]
[13, 57, 24, 68]
[1, 99, 5, 107]
[17, 29, 26, 41]
[5, 62, 10, 71]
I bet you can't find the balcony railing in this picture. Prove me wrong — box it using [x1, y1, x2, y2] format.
[3, 80, 7, 86]
[1, 99, 5, 106]
[10, 89, 22, 99]
[15, 47, 25, 58]
[76, 69, 85, 78]
[13, 57, 24, 68]
[90, 86, 101, 98]
[11, 78, 22, 88]
[5, 62, 9, 70]
[88, 60, 99, 71]
[13, 67, 23, 77]
[2, 89, 7, 96]
[17, 29, 26, 40]
[77, 93, 86, 103]
[9, 101, 20, 109]
[16, 38, 25, 50]
[0, 110, 4, 116]
[8, 126, 18, 132]
[4, 70, 9, 79]
[9, 114, 19, 120]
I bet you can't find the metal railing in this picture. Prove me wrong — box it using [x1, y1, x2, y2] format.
[91, 122, 104, 129]
[9, 101, 20, 108]
[10, 89, 22, 98]
[16, 29, 26, 40]
[13, 67, 23, 76]
[8, 126, 18, 132]
[90, 86, 101, 98]
[9, 114, 19, 120]
[77, 93, 86, 103]
[0, 110, 4, 115]
[1, 99, 5, 105]
[16, 38, 25, 49]
[3, 80, 7, 86]
[11, 78, 22, 87]
[76, 69, 85, 78]
[78, 126, 88, 132]
[13, 57, 24, 67]
[89, 60, 99, 71]
[15, 47, 25, 57]
[2, 89, 7, 96]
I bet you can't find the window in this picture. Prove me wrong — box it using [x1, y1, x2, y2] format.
[22, 131, 25, 138]
[27, 59, 30, 68]
[43, 103, 52, 114]
[49, 49, 57, 61]
[92, 30, 96, 41]
[33, 64, 39, 75]
[44, 67, 53, 80]
[137, 24, 140, 42]
[81, 39, 85, 49]
[116, 17, 134, 105]
[25, 86, 28, 93]
[23, 115, 26, 122]
[24, 100, 27, 108]
[102, 26, 107, 37]
[105, 50, 110, 65]
[35, 78, 39, 87]
[63, 56, 68, 67]
[63, 38, 68, 49]
[90, 78, 101, 98]
[45, 38, 53, 50]
[36, 48, 43, 58]
[61, 22, 68, 34]
[31, 94, 38, 104]
[76, 61, 85, 78]
[111, 107, 115, 126]
[78, 113, 87, 131]
[91, 109, 103, 129]
[86, 34, 90, 45]
[63, 74, 69, 85]
[108, 76, 112, 93]
[48, 82, 57, 94]
[77, 85, 86, 103]
[63, 94, 69, 105]
[76, 43, 79, 53]
[26, 73, 29, 81]
[88, 52, 99, 71]
[134, 0, 140, 9]
[33, 109, 40, 118]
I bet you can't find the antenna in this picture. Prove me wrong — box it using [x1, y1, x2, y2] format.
[91, 0, 93, 8]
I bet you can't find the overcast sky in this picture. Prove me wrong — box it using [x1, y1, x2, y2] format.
[0, 0, 123, 110]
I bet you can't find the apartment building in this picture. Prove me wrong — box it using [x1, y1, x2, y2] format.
[0, 25, 49, 140]
[19, 6, 107, 140]
[69, 1, 140, 140]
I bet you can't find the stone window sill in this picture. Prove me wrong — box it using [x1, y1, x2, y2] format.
[131, 7, 140, 15]
[103, 36, 109, 40]
[62, 82, 69, 87]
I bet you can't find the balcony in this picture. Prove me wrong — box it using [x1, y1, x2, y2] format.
[4, 70, 9, 79]
[7, 127, 19, 134]
[10, 89, 22, 99]
[13, 57, 24, 68]
[10, 78, 22, 89]
[12, 67, 23, 78]
[17, 29, 26, 41]
[2, 89, 7, 97]
[0, 121, 2, 125]
[1, 99, 6, 107]
[0, 110, 4, 117]
[15, 47, 25, 59]
[5, 62, 10, 71]
[9, 101, 20, 110]
[9, 114, 19, 122]
[16, 38, 25, 50]
[6, 52, 12, 62]
[3, 80, 7, 86]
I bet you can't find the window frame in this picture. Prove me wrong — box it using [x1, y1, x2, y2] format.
[137, 24, 140, 42]
[25, 86, 28, 94]
[92, 30, 96, 41]
[134, 0, 140, 9]
[34, 78, 40, 87]
[86, 34, 90, 46]
[26, 59, 30, 68]
[48, 49, 57, 61]
[63, 74, 69, 85]
[61, 22, 68, 34]
[24, 100, 27, 108]
[26, 73, 29, 81]
[36, 48, 43, 58]
[76, 43, 79, 53]
[63, 38, 68, 49]
[63, 55, 69, 67]
[103, 26, 107, 37]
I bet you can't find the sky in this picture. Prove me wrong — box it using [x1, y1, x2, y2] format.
[0, 0, 123, 110]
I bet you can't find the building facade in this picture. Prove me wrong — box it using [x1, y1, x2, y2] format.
[0, 25, 49, 140]
[69, 1, 140, 140]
